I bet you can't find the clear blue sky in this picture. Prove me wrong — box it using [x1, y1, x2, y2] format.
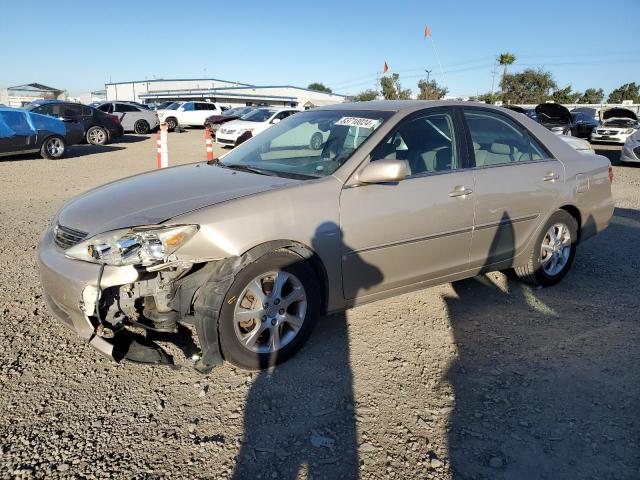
[1, 0, 638, 98]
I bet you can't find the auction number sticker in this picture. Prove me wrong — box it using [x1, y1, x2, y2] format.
[335, 117, 381, 129]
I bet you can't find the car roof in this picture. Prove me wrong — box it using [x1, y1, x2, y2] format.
[314, 99, 504, 113]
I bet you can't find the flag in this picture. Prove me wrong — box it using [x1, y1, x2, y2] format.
[424, 25, 431, 38]
[383, 61, 389, 73]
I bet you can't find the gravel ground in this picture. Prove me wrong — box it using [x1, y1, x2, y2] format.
[0, 131, 638, 479]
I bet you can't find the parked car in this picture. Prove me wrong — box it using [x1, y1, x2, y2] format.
[96, 101, 159, 134]
[38, 101, 614, 371]
[502, 105, 538, 121]
[156, 101, 222, 130]
[204, 106, 256, 132]
[535, 103, 572, 135]
[215, 108, 300, 147]
[148, 101, 174, 111]
[621, 129, 640, 163]
[591, 108, 639, 144]
[569, 111, 599, 139]
[0, 106, 83, 159]
[26, 100, 123, 145]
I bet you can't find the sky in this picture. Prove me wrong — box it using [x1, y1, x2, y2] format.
[1, 0, 639, 98]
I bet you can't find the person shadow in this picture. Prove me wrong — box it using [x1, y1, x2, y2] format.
[444, 209, 640, 479]
[232, 222, 383, 479]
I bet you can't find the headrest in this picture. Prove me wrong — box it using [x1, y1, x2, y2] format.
[473, 141, 481, 150]
[490, 142, 511, 154]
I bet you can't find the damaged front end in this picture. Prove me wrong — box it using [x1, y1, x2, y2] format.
[42, 222, 235, 372]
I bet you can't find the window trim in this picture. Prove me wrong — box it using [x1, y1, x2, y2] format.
[460, 106, 556, 170]
[368, 106, 468, 179]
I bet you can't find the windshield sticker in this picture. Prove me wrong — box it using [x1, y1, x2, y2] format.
[335, 117, 381, 129]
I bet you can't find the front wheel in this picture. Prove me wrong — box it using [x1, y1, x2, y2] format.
[40, 136, 66, 159]
[218, 250, 321, 370]
[310, 132, 324, 150]
[165, 117, 178, 131]
[514, 210, 578, 286]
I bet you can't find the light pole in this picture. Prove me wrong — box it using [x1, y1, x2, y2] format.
[425, 69, 432, 83]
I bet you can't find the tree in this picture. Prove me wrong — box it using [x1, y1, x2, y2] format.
[497, 52, 517, 87]
[500, 68, 557, 104]
[416, 79, 448, 100]
[607, 83, 640, 103]
[577, 88, 604, 104]
[307, 82, 332, 94]
[352, 89, 378, 102]
[379, 74, 412, 100]
[476, 92, 499, 104]
[552, 85, 581, 104]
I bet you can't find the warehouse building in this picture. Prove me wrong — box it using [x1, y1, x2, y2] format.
[0, 83, 66, 107]
[105, 78, 346, 109]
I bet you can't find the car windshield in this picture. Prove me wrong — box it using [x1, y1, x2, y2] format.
[240, 109, 278, 122]
[603, 118, 636, 127]
[218, 109, 391, 179]
[164, 102, 181, 110]
[224, 107, 248, 117]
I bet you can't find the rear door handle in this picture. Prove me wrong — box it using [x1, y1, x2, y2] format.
[543, 172, 559, 182]
[448, 185, 473, 197]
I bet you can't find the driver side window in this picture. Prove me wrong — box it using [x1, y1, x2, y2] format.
[370, 110, 459, 176]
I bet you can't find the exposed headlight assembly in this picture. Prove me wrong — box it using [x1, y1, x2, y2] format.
[66, 225, 199, 266]
[623, 128, 635, 134]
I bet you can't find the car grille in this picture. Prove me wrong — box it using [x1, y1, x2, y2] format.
[54, 224, 88, 250]
[596, 129, 619, 135]
[216, 137, 235, 145]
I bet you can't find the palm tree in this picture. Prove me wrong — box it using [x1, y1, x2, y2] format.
[497, 52, 517, 83]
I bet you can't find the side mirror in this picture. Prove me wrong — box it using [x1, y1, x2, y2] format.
[271, 118, 281, 124]
[358, 160, 408, 185]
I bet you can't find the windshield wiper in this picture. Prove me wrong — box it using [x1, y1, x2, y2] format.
[214, 162, 275, 176]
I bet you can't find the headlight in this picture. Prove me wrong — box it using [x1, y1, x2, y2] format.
[66, 225, 198, 266]
[623, 129, 635, 134]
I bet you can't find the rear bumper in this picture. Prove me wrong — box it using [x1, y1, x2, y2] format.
[37, 225, 138, 360]
[108, 125, 124, 139]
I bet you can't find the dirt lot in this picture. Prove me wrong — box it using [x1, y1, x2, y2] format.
[0, 130, 638, 479]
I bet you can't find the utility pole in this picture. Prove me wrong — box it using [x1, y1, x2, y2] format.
[490, 64, 498, 100]
[425, 69, 432, 83]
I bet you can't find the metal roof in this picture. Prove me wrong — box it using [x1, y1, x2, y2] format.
[105, 78, 252, 87]
[7, 83, 64, 94]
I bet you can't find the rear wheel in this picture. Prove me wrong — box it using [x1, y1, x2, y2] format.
[514, 210, 578, 286]
[134, 119, 150, 134]
[218, 250, 321, 370]
[40, 136, 66, 159]
[87, 126, 108, 145]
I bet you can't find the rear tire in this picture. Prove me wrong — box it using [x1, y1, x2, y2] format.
[40, 136, 66, 159]
[134, 119, 150, 134]
[87, 126, 108, 145]
[218, 250, 321, 370]
[165, 117, 178, 131]
[514, 210, 578, 286]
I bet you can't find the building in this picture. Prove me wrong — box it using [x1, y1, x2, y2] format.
[0, 83, 66, 107]
[105, 78, 346, 109]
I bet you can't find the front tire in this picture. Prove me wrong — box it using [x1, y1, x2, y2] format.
[87, 126, 108, 145]
[165, 117, 178, 131]
[514, 210, 578, 286]
[218, 250, 321, 370]
[134, 119, 150, 134]
[40, 136, 66, 159]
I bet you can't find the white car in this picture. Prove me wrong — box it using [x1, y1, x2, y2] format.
[97, 101, 159, 134]
[621, 129, 640, 163]
[157, 101, 222, 130]
[591, 108, 639, 144]
[215, 108, 300, 147]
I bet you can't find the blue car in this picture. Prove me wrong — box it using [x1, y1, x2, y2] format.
[0, 106, 84, 159]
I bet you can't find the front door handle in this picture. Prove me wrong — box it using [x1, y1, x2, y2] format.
[543, 172, 559, 182]
[448, 185, 473, 197]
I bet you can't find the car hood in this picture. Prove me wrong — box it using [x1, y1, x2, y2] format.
[207, 114, 239, 123]
[58, 163, 298, 235]
[602, 108, 638, 121]
[535, 103, 572, 125]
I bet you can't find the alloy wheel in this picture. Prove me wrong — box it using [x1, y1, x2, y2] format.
[540, 222, 571, 276]
[46, 138, 64, 157]
[233, 270, 307, 353]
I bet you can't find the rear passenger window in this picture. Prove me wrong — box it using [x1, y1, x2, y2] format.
[371, 110, 459, 176]
[98, 103, 113, 114]
[464, 110, 548, 167]
[115, 103, 138, 112]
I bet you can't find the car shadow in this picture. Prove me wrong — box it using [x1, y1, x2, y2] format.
[592, 145, 621, 164]
[444, 208, 640, 479]
[231, 222, 383, 479]
[110, 134, 150, 144]
[63, 144, 127, 158]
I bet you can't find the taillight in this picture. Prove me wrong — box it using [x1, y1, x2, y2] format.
[608, 165, 614, 183]
[112, 115, 120, 124]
